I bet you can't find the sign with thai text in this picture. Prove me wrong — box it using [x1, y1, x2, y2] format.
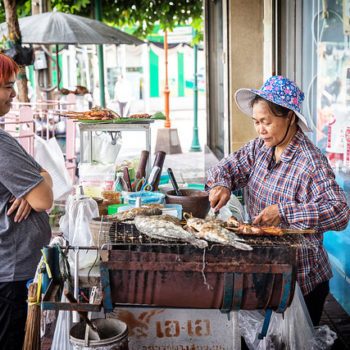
[112, 307, 238, 349]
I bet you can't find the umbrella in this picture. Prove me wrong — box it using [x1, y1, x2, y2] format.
[0, 11, 143, 106]
[0, 10, 144, 45]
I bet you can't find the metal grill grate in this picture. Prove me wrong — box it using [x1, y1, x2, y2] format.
[98, 221, 304, 249]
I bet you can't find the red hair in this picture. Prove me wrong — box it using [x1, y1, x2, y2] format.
[0, 53, 19, 85]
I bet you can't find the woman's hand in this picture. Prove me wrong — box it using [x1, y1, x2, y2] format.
[209, 186, 231, 212]
[7, 197, 32, 223]
[253, 204, 280, 226]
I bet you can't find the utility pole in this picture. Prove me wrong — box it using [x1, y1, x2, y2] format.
[164, 31, 170, 128]
[155, 30, 182, 154]
[94, 0, 106, 107]
[190, 32, 201, 152]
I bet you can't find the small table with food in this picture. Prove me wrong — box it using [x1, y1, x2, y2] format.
[59, 107, 165, 175]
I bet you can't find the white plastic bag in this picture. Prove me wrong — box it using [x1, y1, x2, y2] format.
[239, 284, 337, 350]
[59, 194, 99, 269]
[79, 163, 116, 197]
[34, 135, 73, 200]
[82, 131, 122, 164]
[207, 194, 244, 221]
[51, 283, 73, 350]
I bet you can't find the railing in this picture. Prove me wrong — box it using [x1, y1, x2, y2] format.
[2, 94, 78, 181]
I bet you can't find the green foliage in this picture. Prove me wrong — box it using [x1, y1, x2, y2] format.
[104, 0, 203, 40]
[151, 111, 166, 120]
[0, 0, 203, 42]
[0, 0, 30, 23]
[51, 0, 91, 15]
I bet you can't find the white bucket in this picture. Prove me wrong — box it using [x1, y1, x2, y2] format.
[70, 318, 128, 350]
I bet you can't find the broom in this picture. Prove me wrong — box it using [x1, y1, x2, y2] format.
[23, 282, 41, 350]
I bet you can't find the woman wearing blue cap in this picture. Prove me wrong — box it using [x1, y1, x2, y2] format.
[206, 76, 350, 325]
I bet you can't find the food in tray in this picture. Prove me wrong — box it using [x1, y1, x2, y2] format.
[64, 106, 120, 120]
[107, 207, 162, 222]
[63, 108, 155, 121]
[134, 215, 208, 249]
[185, 216, 252, 251]
[59, 85, 89, 95]
[128, 113, 151, 119]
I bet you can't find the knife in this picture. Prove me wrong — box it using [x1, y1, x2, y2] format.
[213, 209, 220, 218]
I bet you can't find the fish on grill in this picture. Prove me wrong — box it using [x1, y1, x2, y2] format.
[134, 215, 208, 249]
[107, 207, 162, 222]
[227, 216, 240, 228]
[227, 216, 284, 236]
[186, 217, 253, 251]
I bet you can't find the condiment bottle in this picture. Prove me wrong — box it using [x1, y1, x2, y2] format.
[114, 172, 127, 193]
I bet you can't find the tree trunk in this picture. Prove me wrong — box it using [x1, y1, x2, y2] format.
[3, 0, 29, 103]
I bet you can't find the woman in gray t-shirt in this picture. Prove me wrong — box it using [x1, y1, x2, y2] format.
[0, 54, 53, 350]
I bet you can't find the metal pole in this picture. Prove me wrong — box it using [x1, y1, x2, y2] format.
[164, 31, 171, 128]
[94, 0, 106, 107]
[190, 33, 201, 152]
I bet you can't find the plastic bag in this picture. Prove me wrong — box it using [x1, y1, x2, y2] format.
[35, 135, 73, 200]
[79, 163, 115, 197]
[82, 131, 122, 164]
[239, 284, 337, 350]
[59, 194, 99, 269]
[207, 194, 244, 221]
[3, 43, 34, 66]
[51, 283, 73, 350]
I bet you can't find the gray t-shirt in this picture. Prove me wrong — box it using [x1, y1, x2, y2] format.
[0, 129, 51, 282]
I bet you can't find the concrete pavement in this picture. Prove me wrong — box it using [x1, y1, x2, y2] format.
[115, 94, 214, 185]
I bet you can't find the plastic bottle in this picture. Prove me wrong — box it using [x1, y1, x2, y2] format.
[114, 172, 127, 193]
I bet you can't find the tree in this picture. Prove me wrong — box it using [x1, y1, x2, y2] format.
[2, 0, 30, 102]
[0, 0, 203, 40]
[0, 0, 203, 101]
[60, 0, 204, 41]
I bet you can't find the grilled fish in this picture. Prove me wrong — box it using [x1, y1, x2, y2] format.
[107, 207, 162, 222]
[186, 217, 252, 251]
[134, 215, 208, 249]
[227, 216, 241, 228]
[227, 216, 283, 236]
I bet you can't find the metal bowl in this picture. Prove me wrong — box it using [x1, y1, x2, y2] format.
[165, 189, 210, 218]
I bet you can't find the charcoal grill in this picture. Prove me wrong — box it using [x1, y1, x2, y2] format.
[100, 222, 302, 314]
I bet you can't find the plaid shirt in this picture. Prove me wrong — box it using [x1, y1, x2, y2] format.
[206, 129, 350, 295]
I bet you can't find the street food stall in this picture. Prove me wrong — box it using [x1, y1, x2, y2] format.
[42, 203, 313, 348]
[31, 104, 338, 350]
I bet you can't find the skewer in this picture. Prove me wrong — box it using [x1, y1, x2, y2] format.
[226, 226, 316, 235]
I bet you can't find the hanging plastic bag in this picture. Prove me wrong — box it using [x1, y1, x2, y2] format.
[3, 42, 34, 66]
[82, 131, 122, 164]
[59, 194, 99, 270]
[51, 282, 73, 350]
[34, 135, 73, 200]
[239, 284, 337, 350]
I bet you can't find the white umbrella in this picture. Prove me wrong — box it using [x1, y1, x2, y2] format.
[0, 10, 143, 45]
